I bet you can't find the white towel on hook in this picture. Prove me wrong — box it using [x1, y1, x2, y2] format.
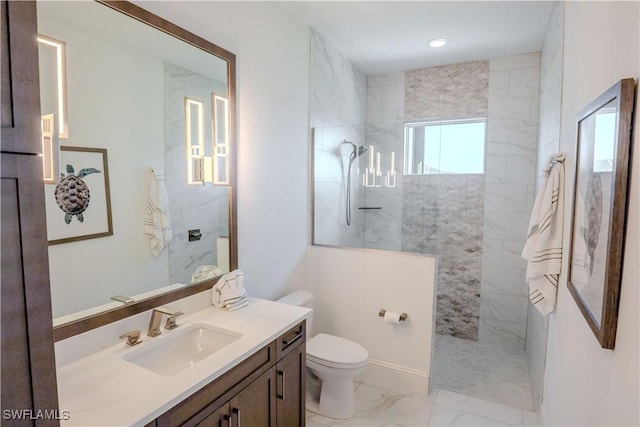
[521, 153, 565, 315]
[144, 169, 173, 258]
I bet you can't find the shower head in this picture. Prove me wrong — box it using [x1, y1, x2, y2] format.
[343, 140, 368, 158]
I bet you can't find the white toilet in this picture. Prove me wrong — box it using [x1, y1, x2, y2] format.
[277, 290, 368, 420]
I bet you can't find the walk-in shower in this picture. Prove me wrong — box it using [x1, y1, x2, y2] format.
[343, 140, 367, 225]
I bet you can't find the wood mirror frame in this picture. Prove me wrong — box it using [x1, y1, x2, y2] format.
[53, 0, 237, 341]
[567, 78, 635, 349]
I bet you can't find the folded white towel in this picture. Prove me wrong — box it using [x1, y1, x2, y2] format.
[521, 153, 565, 315]
[212, 270, 248, 311]
[191, 265, 224, 284]
[144, 169, 172, 258]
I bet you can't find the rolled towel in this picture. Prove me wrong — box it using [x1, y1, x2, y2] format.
[212, 270, 247, 309]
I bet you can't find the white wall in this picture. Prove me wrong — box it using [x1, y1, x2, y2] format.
[541, 2, 639, 425]
[307, 246, 436, 395]
[135, 1, 312, 299]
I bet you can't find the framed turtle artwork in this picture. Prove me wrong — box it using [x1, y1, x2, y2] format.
[44, 146, 113, 245]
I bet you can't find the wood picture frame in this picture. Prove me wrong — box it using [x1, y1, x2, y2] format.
[567, 78, 635, 349]
[45, 146, 113, 245]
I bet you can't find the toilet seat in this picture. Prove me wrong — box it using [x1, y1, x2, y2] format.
[307, 333, 369, 369]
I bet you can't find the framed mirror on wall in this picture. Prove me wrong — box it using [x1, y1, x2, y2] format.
[35, 1, 237, 341]
[567, 78, 635, 350]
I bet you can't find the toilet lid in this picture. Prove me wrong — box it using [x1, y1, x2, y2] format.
[307, 333, 368, 367]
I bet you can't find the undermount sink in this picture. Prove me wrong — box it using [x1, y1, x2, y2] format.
[123, 323, 242, 376]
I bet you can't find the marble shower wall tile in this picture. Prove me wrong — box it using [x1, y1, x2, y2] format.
[528, 1, 564, 408]
[480, 52, 540, 350]
[310, 30, 367, 248]
[164, 63, 229, 284]
[363, 70, 405, 252]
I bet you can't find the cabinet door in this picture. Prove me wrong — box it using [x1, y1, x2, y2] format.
[276, 343, 306, 427]
[228, 367, 276, 427]
[195, 404, 230, 427]
[1, 1, 42, 154]
[1, 154, 59, 426]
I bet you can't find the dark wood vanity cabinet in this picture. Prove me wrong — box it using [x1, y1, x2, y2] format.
[1, 2, 60, 425]
[156, 320, 306, 427]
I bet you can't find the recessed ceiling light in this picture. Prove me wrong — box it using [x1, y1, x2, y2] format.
[428, 38, 448, 48]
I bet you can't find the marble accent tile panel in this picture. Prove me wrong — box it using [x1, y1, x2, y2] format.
[509, 67, 541, 98]
[402, 175, 485, 340]
[431, 334, 534, 411]
[405, 60, 489, 120]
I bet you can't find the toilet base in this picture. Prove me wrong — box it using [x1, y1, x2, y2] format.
[318, 378, 355, 419]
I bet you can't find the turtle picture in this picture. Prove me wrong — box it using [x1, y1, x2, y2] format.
[54, 164, 101, 224]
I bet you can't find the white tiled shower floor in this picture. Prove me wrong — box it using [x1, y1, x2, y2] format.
[431, 334, 535, 411]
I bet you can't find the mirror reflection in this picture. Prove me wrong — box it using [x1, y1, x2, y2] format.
[36, 1, 231, 324]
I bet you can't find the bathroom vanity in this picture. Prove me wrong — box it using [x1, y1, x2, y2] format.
[56, 299, 309, 426]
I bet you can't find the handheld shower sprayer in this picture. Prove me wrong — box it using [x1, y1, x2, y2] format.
[342, 140, 368, 225]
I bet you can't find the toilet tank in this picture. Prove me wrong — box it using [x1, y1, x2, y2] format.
[277, 290, 314, 336]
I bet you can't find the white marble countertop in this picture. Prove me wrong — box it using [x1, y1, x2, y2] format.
[57, 298, 310, 426]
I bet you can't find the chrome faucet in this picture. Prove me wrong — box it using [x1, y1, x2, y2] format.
[147, 306, 184, 337]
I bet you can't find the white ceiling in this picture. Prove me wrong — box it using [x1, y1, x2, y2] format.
[282, 1, 555, 75]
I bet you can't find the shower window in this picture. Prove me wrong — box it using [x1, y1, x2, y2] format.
[404, 119, 487, 175]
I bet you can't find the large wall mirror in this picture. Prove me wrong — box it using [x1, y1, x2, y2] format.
[36, 1, 237, 340]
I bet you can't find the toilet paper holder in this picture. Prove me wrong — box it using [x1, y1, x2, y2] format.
[378, 309, 407, 321]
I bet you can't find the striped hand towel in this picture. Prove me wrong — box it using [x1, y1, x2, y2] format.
[144, 169, 173, 258]
[521, 153, 565, 315]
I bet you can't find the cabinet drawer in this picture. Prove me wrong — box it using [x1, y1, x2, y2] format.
[276, 320, 306, 361]
[157, 342, 275, 427]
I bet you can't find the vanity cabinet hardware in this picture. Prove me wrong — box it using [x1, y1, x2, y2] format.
[119, 330, 142, 346]
[282, 331, 303, 347]
[223, 414, 231, 427]
[232, 407, 240, 426]
[276, 370, 285, 399]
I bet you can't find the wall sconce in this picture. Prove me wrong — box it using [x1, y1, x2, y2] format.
[38, 35, 68, 139]
[41, 113, 60, 184]
[364, 145, 376, 187]
[212, 93, 230, 185]
[185, 97, 208, 185]
[386, 152, 396, 188]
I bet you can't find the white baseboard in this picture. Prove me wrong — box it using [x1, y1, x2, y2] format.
[357, 359, 429, 397]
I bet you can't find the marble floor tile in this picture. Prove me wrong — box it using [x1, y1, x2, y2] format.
[431, 334, 534, 411]
[305, 383, 540, 427]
